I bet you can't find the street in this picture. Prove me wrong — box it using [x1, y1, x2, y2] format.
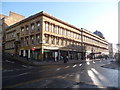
[2, 58, 119, 88]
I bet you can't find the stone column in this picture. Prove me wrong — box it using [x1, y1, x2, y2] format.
[28, 49, 31, 58]
[19, 50, 21, 56]
[23, 50, 26, 57]
[58, 50, 60, 61]
[40, 48, 44, 61]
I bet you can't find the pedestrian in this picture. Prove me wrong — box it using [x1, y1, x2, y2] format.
[66, 56, 69, 62]
[63, 56, 67, 63]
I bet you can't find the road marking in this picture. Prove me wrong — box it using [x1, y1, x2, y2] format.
[79, 64, 82, 66]
[5, 60, 14, 64]
[86, 62, 90, 65]
[56, 67, 61, 71]
[73, 64, 77, 68]
[93, 61, 95, 63]
[65, 66, 70, 68]
[17, 73, 29, 76]
[22, 65, 28, 68]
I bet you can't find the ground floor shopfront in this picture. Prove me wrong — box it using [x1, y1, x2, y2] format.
[19, 48, 85, 61]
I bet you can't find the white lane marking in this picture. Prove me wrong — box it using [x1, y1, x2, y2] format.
[93, 61, 95, 63]
[16, 72, 29, 76]
[65, 66, 70, 68]
[86, 62, 90, 65]
[56, 67, 61, 71]
[79, 64, 82, 66]
[5, 60, 14, 64]
[22, 65, 28, 68]
[73, 64, 77, 68]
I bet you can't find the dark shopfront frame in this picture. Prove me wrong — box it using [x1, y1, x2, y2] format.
[43, 49, 84, 62]
[44, 49, 58, 62]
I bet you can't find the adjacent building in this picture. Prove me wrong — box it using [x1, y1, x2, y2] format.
[108, 43, 113, 58]
[4, 11, 109, 61]
[0, 11, 25, 53]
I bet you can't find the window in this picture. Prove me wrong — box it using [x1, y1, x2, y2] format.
[56, 37, 59, 45]
[21, 27, 24, 32]
[56, 26, 59, 34]
[31, 24, 35, 30]
[37, 35, 41, 44]
[61, 39, 63, 46]
[71, 32, 73, 38]
[60, 28, 62, 35]
[45, 35, 49, 44]
[62, 28, 64, 35]
[45, 23, 49, 31]
[31, 36, 34, 45]
[21, 38, 24, 47]
[51, 36, 55, 44]
[26, 37, 29, 46]
[36, 21, 40, 27]
[65, 40, 67, 45]
[64, 30, 66, 36]
[51, 24, 55, 33]
[26, 26, 29, 30]
[13, 32, 16, 37]
[68, 31, 70, 37]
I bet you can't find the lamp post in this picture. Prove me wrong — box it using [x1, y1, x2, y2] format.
[81, 28, 84, 60]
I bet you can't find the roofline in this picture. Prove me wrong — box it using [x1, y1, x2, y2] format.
[6, 11, 81, 31]
[6, 11, 108, 43]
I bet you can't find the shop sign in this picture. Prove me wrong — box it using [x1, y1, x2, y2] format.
[32, 48, 35, 51]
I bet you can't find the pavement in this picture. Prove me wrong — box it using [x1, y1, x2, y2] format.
[2, 53, 106, 66]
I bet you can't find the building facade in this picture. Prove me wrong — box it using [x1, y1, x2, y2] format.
[4, 11, 109, 61]
[108, 43, 113, 58]
[0, 11, 25, 53]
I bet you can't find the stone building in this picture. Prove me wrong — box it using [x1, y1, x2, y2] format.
[0, 11, 25, 53]
[4, 11, 109, 61]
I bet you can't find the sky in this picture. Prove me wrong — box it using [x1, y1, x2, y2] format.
[1, 1, 118, 46]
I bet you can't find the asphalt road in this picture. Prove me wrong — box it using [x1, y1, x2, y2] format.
[2, 58, 119, 88]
